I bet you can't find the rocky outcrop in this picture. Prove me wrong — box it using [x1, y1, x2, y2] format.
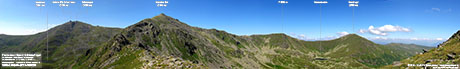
[422, 49, 428, 53]
[112, 34, 131, 52]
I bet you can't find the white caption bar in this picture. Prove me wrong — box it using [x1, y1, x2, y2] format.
[348, 1, 359, 7]
[314, 1, 328, 4]
[155, 1, 168, 7]
[52, 1, 75, 7]
[35, 1, 46, 7]
[82, 1, 93, 7]
[278, 1, 288, 4]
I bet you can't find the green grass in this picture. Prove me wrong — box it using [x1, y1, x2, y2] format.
[106, 47, 144, 69]
[265, 63, 287, 69]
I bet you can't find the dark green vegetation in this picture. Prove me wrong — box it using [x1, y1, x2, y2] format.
[384, 30, 460, 69]
[0, 14, 433, 69]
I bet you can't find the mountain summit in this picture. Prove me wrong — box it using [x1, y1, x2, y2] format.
[336, 34, 372, 42]
[341, 34, 363, 38]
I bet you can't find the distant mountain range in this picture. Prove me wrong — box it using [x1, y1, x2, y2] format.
[384, 30, 460, 68]
[371, 39, 443, 47]
[0, 14, 435, 68]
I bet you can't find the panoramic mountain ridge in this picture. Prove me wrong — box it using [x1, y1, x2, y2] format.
[71, 14, 431, 68]
[0, 14, 433, 69]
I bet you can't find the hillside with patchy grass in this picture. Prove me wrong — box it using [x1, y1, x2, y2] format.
[0, 21, 122, 68]
[383, 30, 460, 69]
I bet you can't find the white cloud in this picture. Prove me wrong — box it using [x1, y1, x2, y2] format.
[0, 22, 58, 35]
[428, 8, 453, 13]
[436, 38, 443, 41]
[432, 8, 441, 12]
[336, 31, 350, 36]
[298, 34, 307, 39]
[368, 37, 446, 41]
[410, 38, 419, 40]
[323, 36, 339, 40]
[289, 33, 309, 40]
[374, 36, 388, 40]
[289, 33, 341, 41]
[405, 37, 447, 41]
[359, 29, 366, 33]
[368, 26, 388, 36]
[379, 25, 411, 32]
[0, 28, 42, 35]
[359, 25, 411, 36]
[315, 36, 339, 40]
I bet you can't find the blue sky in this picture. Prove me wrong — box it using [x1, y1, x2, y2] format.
[0, 0, 459, 46]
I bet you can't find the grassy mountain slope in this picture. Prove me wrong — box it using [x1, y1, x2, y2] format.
[0, 14, 433, 69]
[384, 30, 460, 69]
[72, 14, 432, 69]
[0, 21, 122, 68]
